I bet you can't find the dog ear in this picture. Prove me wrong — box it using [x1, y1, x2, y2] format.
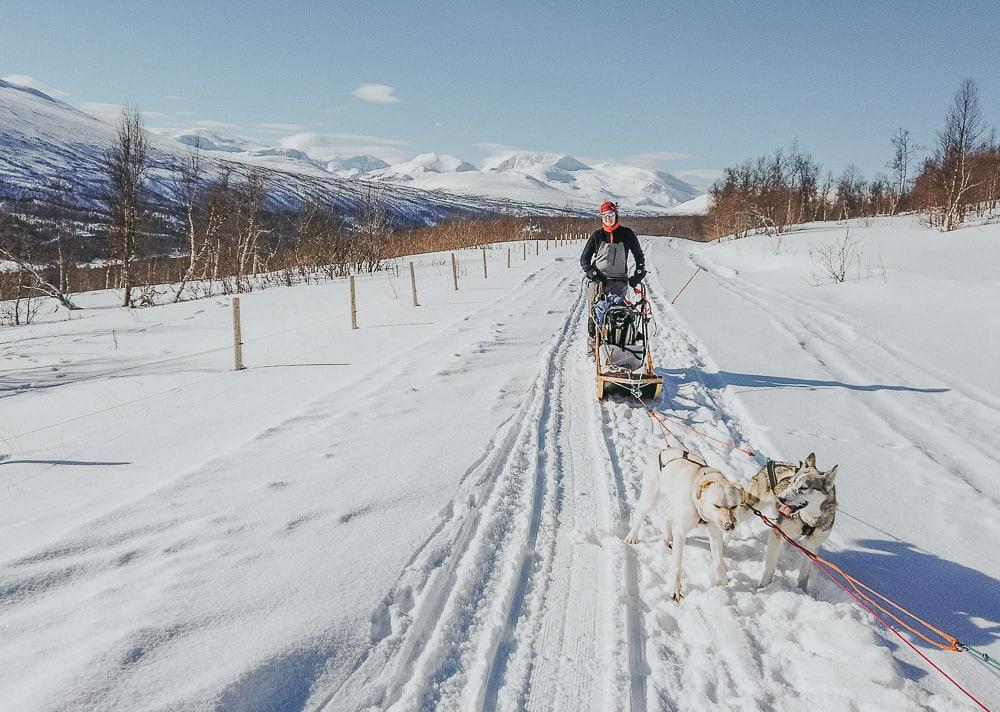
[825, 465, 838, 484]
[805, 452, 817, 468]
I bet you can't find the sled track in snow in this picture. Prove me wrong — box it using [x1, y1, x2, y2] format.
[319, 263, 652, 712]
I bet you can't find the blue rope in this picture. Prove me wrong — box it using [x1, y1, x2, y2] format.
[963, 646, 1000, 678]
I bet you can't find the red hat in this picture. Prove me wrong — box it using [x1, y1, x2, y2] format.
[599, 201, 618, 214]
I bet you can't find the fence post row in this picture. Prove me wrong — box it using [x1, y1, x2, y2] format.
[350, 275, 358, 329]
[232, 297, 244, 371]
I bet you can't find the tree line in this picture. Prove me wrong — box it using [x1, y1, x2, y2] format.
[707, 78, 1000, 240]
[0, 109, 599, 323]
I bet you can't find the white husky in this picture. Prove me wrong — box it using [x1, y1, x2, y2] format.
[625, 448, 745, 601]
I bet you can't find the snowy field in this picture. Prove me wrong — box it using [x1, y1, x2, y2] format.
[2, 218, 999, 711]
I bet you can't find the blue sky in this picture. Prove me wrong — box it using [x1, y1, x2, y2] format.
[3, 0, 999, 188]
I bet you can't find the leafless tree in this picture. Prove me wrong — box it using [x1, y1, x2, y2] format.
[232, 170, 268, 292]
[937, 78, 987, 230]
[887, 128, 923, 215]
[354, 181, 393, 272]
[103, 105, 149, 306]
[0, 234, 78, 312]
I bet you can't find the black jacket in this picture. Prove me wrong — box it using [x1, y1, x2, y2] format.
[579, 226, 645, 275]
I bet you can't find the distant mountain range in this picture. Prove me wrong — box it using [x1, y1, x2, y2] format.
[0, 78, 707, 233]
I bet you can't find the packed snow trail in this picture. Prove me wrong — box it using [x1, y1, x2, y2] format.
[323, 273, 647, 712]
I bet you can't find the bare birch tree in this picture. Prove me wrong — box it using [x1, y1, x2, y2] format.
[103, 105, 149, 306]
[887, 128, 923, 215]
[937, 79, 986, 230]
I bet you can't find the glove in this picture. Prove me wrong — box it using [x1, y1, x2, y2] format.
[586, 266, 606, 283]
[628, 269, 647, 287]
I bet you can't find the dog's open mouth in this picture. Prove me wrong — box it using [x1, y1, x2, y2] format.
[778, 502, 806, 517]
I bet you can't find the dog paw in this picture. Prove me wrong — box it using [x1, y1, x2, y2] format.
[671, 590, 684, 602]
[624, 534, 640, 545]
[714, 577, 729, 587]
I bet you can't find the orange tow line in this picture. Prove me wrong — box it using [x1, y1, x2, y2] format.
[750, 506, 989, 711]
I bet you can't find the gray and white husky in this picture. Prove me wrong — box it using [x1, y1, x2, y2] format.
[742, 453, 838, 590]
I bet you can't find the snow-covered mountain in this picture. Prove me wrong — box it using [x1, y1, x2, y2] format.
[372, 151, 702, 213]
[0, 78, 706, 235]
[0, 79, 558, 235]
[373, 152, 478, 180]
[326, 154, 390, 177]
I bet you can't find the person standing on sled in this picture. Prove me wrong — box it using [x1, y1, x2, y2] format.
[581, 201, 646, 357]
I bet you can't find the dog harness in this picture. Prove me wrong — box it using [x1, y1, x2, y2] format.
[658, 450, 707, 470]
[766, 460, 779, 493]
[658, 450, 713, 525]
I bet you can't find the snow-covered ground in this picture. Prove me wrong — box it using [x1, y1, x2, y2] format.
[2, 217, 998, 711]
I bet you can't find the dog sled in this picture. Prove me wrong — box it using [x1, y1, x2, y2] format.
[594, 284, 663, 400]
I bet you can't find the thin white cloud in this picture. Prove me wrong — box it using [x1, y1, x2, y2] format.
[256, 122, 306, 132]
[625, 151, 695, 164]
[78, 102, 164, 124]
[173, 110, 197, 116]
[1, 74, 69, 97]
[351, 83, 400, 104]
[163, 94, 189, 101]
[192, 119, 240, 130]
[475, 142, 521, 154]
[675, 169, 725, 190]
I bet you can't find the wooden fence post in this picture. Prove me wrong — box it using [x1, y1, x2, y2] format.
[409, 261, 419, 307]
[523, 242, 527, 260]
[350, 275, 358, 329]
[231, 297, 244, 370]
[536, 240, 539, 255]
[507, 248, 511, 268]
[482, 247, 488, 278]
[451, 253, 459, 290]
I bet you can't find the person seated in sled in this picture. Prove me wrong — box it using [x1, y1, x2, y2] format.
[580, 201, 646, 357]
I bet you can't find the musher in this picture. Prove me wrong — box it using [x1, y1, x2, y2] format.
[580, 201, 646, 357]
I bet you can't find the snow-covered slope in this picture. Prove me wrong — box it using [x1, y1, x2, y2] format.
[665, 193, 713, 215]
[0, 79, 703, 225]
[0, 80, 561, 231]
[2, 217, 998, 711]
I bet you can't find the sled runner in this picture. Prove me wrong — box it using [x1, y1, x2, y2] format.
[594, 284, 663, 400]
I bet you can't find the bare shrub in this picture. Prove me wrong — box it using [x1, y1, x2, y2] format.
[811, 230, 861, 284]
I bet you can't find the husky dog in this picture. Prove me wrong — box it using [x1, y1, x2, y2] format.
[626, 448, 746, 601]
[743, 453, 838, 590]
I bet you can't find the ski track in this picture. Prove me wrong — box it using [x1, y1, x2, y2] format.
[317, 263, 619, 711]
[689, 252, 1000, 505]
[323, 263, 649, 712]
